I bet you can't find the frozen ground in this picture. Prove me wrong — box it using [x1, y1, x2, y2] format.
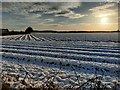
[1, 33, 120, 89]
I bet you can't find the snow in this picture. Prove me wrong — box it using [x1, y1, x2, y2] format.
[1, 33, 120, 89]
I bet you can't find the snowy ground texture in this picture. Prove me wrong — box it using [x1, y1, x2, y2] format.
[1, 33, 120, 90]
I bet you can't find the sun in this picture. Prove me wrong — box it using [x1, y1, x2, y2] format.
[100, 17, 108, 24]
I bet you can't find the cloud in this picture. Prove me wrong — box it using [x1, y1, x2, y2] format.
[91, 9, 117, 17]
[89, 3, 115, 11]
[2, 2, 82, 19]
[33, 18, 54, 25]
[41, 2, 84, 19]
[42, 2, 81, 15]
[2, 2, 84, 28]
[2, 2, 33, 16]
[89, 3, 117, 17]
[44, 2, 80, 10]
[45, 18, 54, 22]
[55, 10, 86, 19]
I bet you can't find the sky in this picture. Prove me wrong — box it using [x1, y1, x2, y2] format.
[1, 2, 119, 31]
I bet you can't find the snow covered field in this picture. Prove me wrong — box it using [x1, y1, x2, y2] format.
[1, 33, 120, 89]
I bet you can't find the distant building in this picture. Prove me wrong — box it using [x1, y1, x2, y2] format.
[0, 29, 9, 35]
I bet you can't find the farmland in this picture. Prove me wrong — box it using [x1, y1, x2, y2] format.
[1, 33, 120, 89]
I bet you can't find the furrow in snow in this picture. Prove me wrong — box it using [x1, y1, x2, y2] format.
[1, 48, 120, 64]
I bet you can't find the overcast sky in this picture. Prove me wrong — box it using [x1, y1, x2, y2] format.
[1, 2, 119, 31]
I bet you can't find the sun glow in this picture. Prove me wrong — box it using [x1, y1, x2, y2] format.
[101, 17, 108, 24]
